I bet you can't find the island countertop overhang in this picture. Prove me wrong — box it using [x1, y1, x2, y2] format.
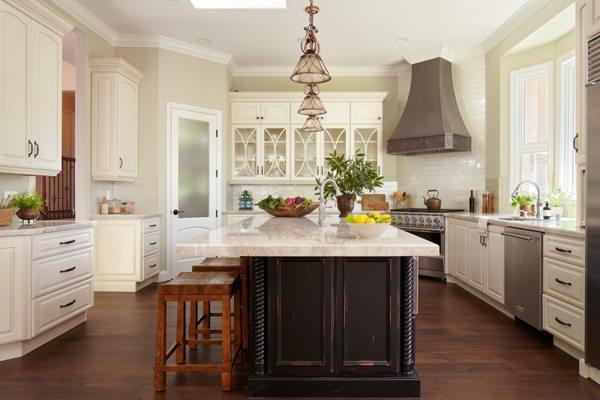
[174, 215, 439, 258]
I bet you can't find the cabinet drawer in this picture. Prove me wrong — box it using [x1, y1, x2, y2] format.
[32, 248, 93, 298]
[543, 235, 584, 266]
[543, 294, 584, 351]
[143, 232, 160, 256]
[143, 218, 160, 234]
[543, 258, 585, 309]
[33, 279, 93, 336]
[32, 229, 93, 260]
[143, 253, 160, 280]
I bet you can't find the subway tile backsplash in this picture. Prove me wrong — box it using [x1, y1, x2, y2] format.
[90, 177, 158, 215]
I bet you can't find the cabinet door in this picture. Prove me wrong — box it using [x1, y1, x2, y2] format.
[351, 125, 382, 174]
[261, 102, 290, 124]
[91, 73, 119, 179]
[231, 125, 260, 179]
[291, 125, 319, 180]
[335, 257, 399, 374]
[577, 0, 587, 166]
[261, 126, 289, 179]
[351, 102, 383, 124]
[231, 102, 260, 124]
[321, 126, 350, 174]
[268, 257, 334, 376]
[454, 222, 469, 281]
[117, 76, 138, 179]
[485, 228, 505, 304]
[0, 4, 30, 170]
[321, 102, 350, 125]
[445, 221, 455, 275]
[589, 0, 600, 37]
[467, 226, 486, 292]
[0, 237, 28, 345]
[29, 21, 62, 174]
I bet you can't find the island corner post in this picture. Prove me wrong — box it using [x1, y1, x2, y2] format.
[247, 255, 419, 398]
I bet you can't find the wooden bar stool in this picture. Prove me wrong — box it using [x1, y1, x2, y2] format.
[190, 257, 249, 351]
[154, 271, 242, 392]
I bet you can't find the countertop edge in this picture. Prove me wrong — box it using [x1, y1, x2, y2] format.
[0, 221, 96, 237]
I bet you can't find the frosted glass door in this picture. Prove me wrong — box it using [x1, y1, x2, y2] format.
[292, 126, 319, 179]
[352, 126, 381, 172]
[322, 126, 349, 174]
[262, 127, 288, 179]
[232, 126, 259, 178]
[178, 118, 210, 218]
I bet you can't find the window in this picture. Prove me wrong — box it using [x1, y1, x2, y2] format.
[510, 62, 553, 194]
[556, 52, 577, 198]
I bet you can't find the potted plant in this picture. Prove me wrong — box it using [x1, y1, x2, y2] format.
[316, 150, 384, 217]
[12, 191, 45, 224]
[511, 193, 536, 216]
[0, 195, 14, 227]
[545, 189, 570, 218]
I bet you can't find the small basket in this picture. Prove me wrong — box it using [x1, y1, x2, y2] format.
[0, 208, 14, 227]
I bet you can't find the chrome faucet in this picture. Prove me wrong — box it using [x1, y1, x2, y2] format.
[511, 180, 542, 219]
[317, 178, 340, 227]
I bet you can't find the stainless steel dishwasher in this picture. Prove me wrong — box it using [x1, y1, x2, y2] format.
[503, 227, 543, 329]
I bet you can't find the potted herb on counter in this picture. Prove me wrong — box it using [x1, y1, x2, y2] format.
[511, 193, 535, 216]
[545, 189, 570, 218]
[316, 150, 384, 217]
[13, 191, 44, 224]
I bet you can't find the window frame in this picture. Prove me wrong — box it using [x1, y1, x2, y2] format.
[555, 50, 577, 200]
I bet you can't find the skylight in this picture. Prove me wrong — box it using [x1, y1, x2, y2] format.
[190, 0, 287, 9]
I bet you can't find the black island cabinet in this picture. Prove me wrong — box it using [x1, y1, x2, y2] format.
[248, 256, 418, 398]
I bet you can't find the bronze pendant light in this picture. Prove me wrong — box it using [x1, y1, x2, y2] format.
[298, 84, 327, 117]
[290, 0, 331, 85]
[302, 115, 324, 133]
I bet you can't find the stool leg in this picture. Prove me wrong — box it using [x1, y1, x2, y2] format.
[234, 288, 242, 363]
[189, 301, 198, 350]
[154, 295, 167, 392]
[176, 300, 186, 364]
[202, 301, 211, 342]
[221, 295, 232, 391]
[240, 272, 249, 350]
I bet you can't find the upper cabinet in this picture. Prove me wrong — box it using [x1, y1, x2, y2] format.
[587, 0, 600, 37]
[91, 58, 142, 181]
[229, 92, 387, 183]
[0, 1, 71, 176]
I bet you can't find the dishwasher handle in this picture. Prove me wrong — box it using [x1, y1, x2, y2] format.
[501, 232, 534, 241]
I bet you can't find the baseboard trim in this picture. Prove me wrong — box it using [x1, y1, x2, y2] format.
[446, 276, 513, 318]
[579, 359, 600, 385]
[554, 337, 584, 360]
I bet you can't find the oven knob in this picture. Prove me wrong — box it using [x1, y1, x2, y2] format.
[411, 217, 417, 224]
[404, 216, 410, 223]
[426, 217, 432, 224]
[433, 217, 440, 224]
[418, 217, 424, 224]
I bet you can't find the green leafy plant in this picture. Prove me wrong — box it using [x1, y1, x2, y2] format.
[511, 193, 535, 207]
[544, 189, 570, 207]
[316, 150, 384, 200]
[12, 191, 45, 212]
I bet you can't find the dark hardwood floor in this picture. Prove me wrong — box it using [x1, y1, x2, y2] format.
[1, 279, 599, 400]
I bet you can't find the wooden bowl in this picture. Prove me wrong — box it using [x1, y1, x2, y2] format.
[260, 202, 319, 217]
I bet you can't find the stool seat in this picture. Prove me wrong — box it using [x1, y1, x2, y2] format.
[159, 272, 240, 295]
[196, 257, 241, 267]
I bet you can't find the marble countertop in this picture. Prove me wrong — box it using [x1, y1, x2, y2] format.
[222, 208, 340, 215]
[446, 213, 585, 239]
[91, 213, 161, 220]
[0, 220, 95, 237]
[174, 215, 439, 258]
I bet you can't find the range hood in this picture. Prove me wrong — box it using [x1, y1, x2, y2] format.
[387, 57, 471, 155]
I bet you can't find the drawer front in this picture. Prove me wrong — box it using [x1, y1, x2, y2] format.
[543, 235, 584, 266]
[143, 218, 160, 234]
[143, 232, 160, 257]
[543, 294, 584, 351]
[143, 253, 160, 280]
[33, 279, 93, 336]
[32, 248, 93, 298]
[32, 229, 93, 260]
[543, 258, 585, 308]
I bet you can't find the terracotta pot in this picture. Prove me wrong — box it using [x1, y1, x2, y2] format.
[336, 194, 355, 217]
[16, 207, 40, 223]
[520, 204, 534, 216]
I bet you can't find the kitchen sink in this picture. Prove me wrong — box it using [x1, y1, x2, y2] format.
[497, 216, 544, 221]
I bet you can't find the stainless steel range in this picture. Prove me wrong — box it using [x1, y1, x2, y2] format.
[390, 208, 464, 279]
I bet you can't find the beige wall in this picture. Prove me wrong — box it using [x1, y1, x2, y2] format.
[485, 0, 574, 212]
[230, 75, 401, 180]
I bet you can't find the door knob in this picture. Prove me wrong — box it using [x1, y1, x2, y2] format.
[173, 209, 184, 215]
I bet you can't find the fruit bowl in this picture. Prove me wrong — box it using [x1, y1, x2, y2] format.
[257, 195, 318, 217]
[346, 212, 392, 239]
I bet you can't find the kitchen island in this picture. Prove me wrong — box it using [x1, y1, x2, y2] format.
[174, 215, 439, 397]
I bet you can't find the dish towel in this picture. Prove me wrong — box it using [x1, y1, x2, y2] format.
[478, 217, 490, 237]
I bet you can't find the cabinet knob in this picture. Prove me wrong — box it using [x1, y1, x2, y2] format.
[256, 116, 260, 120]
[378, 116, 382, 120]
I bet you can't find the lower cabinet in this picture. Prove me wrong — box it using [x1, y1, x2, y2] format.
[267, 257, 400, 376]
[0, 237, 29, 345]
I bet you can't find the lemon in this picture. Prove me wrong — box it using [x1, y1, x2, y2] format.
[365, 217, 376, 224]
[354, 214, 368, 224]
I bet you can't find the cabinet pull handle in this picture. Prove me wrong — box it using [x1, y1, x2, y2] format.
[60, 299, 76, 309]
[149, 242, 157, 246]
[554, 317, 572, 327]
[149, 224, 157, 228]
[59, 239, 76, 245]
[261, 165, 264, 175]
[34, 141, 39, 158]
[28, 140, 33, 157]
[555, 247, 572, 254]
[149, 264, 157, 268]
[573, 133, 579, 153]
[555, 278, 572, 286]
[500, 232, 533, 241]
[59, 266, 76, 273]
[119, 157, 123, 169]
[256, 165, 259, 175]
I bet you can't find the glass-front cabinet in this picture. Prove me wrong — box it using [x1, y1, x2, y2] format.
[321, 126, 350, 175]
[291, 126, 320, 179]
[232, 125, 260, 179]
[231, 125, 290, 181]
[351, 125, 383, 174]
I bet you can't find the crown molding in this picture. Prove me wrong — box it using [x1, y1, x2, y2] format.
[89, 58, 143, 83]
[51, 0, 117, 45]
[482, 0, 554, 52]
[230, 65, 403, 77]
[6, 0, 73, 35]
[116, 34, 233, 65]
[229, 91, 389, 102]
[402, 44, 485, 65]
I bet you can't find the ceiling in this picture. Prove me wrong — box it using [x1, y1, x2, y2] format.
[76, 0, 529, 67]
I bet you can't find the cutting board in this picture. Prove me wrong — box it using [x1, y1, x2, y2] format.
[361, 194, 389, 211]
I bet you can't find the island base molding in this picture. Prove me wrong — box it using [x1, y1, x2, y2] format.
[248, 256, 419, 398]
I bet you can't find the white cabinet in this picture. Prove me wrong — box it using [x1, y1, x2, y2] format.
[467, 226, 485, 291]
[91, 58, 142, 181]
[321, 102, 350, 124]
[351, 125, 383, 174]
[231, 102, 289, 124]
[485, 227, 505, 304]
[93, 217, 161, 292]
[0, 237, 28, 345]
[0, 1, 68, 176]
[351, 102, 383, 124]
[291, 126, 320, 179]
[587, 0, 600, 37]
[231, 102, 261, 124]
[231, 125, 290, 181]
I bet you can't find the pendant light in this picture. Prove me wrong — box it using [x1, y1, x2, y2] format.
[290, 0, 331, 85]
[298, 84, 327, 117]
[302, 115, 324, 132]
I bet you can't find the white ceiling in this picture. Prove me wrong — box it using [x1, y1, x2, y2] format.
[75, 0, 529, 67]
